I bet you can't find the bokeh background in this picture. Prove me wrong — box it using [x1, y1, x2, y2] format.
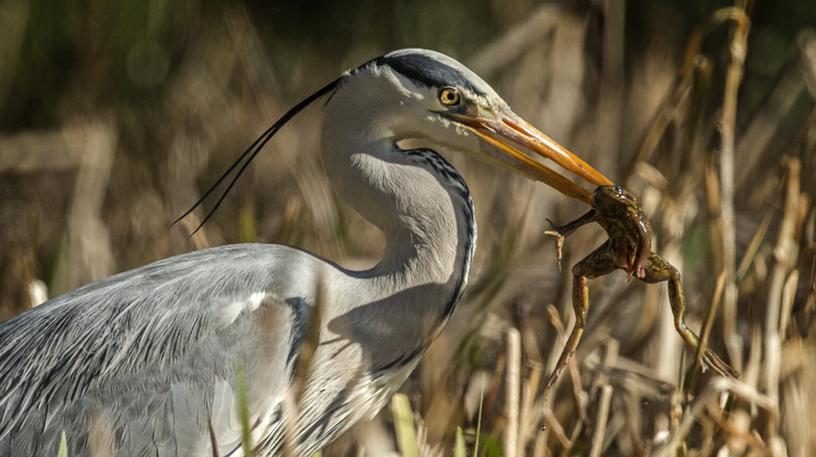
[1, 0, 815, 455]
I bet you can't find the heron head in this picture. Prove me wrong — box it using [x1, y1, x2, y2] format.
[176, 49, 616, 233]
[345, 48, 612, 203]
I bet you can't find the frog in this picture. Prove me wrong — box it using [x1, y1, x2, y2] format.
[541, 185, 737, 398]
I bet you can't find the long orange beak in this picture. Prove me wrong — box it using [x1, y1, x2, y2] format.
[448, 112, 612, 204]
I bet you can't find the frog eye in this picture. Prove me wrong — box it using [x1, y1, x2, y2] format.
[438, 87, 461, 107]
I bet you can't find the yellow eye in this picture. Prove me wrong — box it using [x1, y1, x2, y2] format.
[438, 87, 461, 106]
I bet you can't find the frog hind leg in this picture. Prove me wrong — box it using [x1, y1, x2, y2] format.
[542, 242, 618, 401]
[640, 254, 738, 378]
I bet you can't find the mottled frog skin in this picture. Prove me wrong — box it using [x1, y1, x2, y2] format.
[542, 185, 737, 398]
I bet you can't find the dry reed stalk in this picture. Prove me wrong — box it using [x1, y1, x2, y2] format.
[55, 120, 116, 291]
[566, 356, 586, 424]
[717, 1, 751, 370]
[531, 431, 548, 457]
[518, 363, 543, 451]
[685, 271, 727, 395]
[778, 271, 799, 339]
[652, 194, 683, 385]
[542, 306, 566, 371]
[540, 407, 570, 450]
[505, 328, 521, 457]
[654, 377, 777, 457]
[0, 129, 86, 173]
[736, 210, 773, 281]
[528, 304, 570, 445]
[763, 158, 801, 450]
[588, 385, 614, 457]
[587, 341, 619, 457]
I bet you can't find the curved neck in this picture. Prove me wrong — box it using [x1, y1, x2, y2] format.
[324, 140, 474, 287]
[320, 91, 476, 316]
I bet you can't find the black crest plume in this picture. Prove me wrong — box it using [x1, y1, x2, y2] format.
[173, 78, 340, 235]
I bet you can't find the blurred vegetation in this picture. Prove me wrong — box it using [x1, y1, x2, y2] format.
[1, 0, 815, 455]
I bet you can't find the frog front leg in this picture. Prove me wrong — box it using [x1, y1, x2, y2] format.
[543, 208, 598, 268]
[542, 241, 618, 400]
[640, 253, 738, 378]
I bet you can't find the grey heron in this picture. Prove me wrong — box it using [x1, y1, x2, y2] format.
[0, 49, 612, 456]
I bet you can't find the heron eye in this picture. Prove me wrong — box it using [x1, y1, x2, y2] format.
[438, 87, 461, 106]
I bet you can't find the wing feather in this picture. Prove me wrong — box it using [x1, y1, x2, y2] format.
[0, 244, 317, 456]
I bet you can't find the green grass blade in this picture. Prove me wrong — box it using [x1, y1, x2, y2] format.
[236, 361, 254, 456]
[454, 426, 467, 457]
[57, 431, 68, 457]
[482, 434, 503, 457]
[390, 393, 419, 457]
[474, 373, 486, 456]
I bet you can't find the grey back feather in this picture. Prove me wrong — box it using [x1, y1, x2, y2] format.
[0, 244, 315, 456]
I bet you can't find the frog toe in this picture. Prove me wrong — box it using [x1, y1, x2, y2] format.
[703, 349, 739, 378]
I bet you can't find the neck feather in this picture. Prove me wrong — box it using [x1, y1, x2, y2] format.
[324, 137, 474, 288]
[319, 80, 477, 373]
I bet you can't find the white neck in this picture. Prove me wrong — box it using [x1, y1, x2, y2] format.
[322, 119, 474, 287]
[320, 82, 476, 360]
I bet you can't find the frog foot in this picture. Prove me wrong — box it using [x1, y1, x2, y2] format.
[626, 263, 647, 282]
[702, 348, 739, 378]
[682, 331, 739, 378]
[543, 219, 566, 270]
[543, 230, 565, 270]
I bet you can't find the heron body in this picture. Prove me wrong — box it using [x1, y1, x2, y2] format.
[0, 49, 610, 456]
